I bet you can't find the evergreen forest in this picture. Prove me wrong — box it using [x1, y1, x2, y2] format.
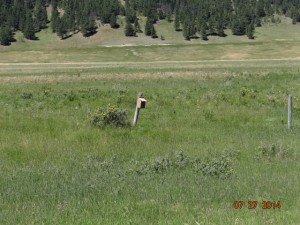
[1, 0, 300, 45]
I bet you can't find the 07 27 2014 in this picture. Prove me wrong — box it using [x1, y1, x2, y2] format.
[233, 200, 281, 209]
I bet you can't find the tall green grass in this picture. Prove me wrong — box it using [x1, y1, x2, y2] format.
[0, 67, 299, 224]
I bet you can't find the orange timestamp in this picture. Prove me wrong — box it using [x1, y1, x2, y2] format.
[233, 200, 281, 209]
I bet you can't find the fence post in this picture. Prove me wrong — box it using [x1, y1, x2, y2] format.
[288, 95, 292, 129]
[133, 93, 143, 126]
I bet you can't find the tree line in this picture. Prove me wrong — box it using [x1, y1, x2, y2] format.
[1, 0, 300, 45]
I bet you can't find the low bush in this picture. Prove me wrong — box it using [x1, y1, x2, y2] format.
[135, 151, 190, 175]
[90, 105, 130, 128]
[195, 156, 233, 179]
[135, 151, 234, 179]
[21, 92, 33, 99]
[255, 143, 293, 161]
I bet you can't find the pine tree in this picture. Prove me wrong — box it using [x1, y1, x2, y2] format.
[81, 16, 97, 37]
[12, 0, 26, 31]
[0, 26, 13, 46]
[296, 9, 300, 23]
[166, 12, 172, 23]
[231, 17, 246, 36]
[150, 24, 157, 38]
[134, 17, 142, 33]
[182, 17, 196, 40]
[200, 23, 208, 41]
[125, 0, 136, 23]
[174, 10, 180, 31]
[34, 0, 48, 31]
[216, 20, 225, 37]
[124, 20, 136, 36]
[256, 1, 266, 18]
[158, 9, 165, 20]
[24, 10, 36, 40]
[6, 7, 15, 29]
[80, 4, 97, 37]
[145, 17, 152, 36]
[25, 0, 35, 10]
[265, 3, 274, 16]
[51, 0, 58, 9]
[291, 7, 300, 24]
[18, 9, 26, 31]
[51, 7, 59, 33]
[56, 17, 68, 39]
[246, 22, 255, 39]
[182, 21, 190, 40]
[208, 17, 216, 35]
[110, 13, 119, 28]
[0, 3, 7, 26]
[64, 3, 76, 33]
[255, 16, 262, 27]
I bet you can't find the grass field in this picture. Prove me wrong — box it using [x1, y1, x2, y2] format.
[0, 61, 300, 224]
[0, 19, 300, 225]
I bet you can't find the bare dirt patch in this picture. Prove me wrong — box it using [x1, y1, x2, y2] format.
[220, 53, 250, 60]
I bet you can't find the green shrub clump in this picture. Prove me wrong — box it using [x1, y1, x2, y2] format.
[195, 156, 233, 179]
[255, 143, 293, 161]
[134, 151, 234, 179]
[90, 105, 130, 128]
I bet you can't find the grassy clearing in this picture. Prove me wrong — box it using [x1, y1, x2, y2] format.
[0, 64, 300, 224]
[1, 19, 300, 63]
[1, 40, 300, 63]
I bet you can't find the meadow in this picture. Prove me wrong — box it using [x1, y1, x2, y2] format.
[0, 60, 300, 225]
[1, 20, 300, 225]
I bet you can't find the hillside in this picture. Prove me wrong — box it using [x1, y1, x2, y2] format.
[1, 0, 300, 46]
[1, 1, 300, 63]
[6, 15, 300, 47]
[1, 18, 300, 63]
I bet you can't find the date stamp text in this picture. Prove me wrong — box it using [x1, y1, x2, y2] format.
[233, 200, 281, 209]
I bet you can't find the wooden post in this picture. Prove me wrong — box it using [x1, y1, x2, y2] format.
[133, 93, 143, 126]
[288, 95, 292, 129]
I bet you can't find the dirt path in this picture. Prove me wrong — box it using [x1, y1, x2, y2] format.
[1, 57, 300, 66]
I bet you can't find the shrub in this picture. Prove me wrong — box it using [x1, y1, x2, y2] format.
[133, 151, 234, 179]
[255, 143, 292, 161]
[195, 156, 233, 179]
[135, 157, 172, 175]
[90, 105, 130, 128]
[21, 92, 33, 99]
[64, 91, 77, 101]
[173, 151, 190, 168]
[240, 87, 257, 98]
[203, 109, 214, 121]
[135, 151, 190, 175]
